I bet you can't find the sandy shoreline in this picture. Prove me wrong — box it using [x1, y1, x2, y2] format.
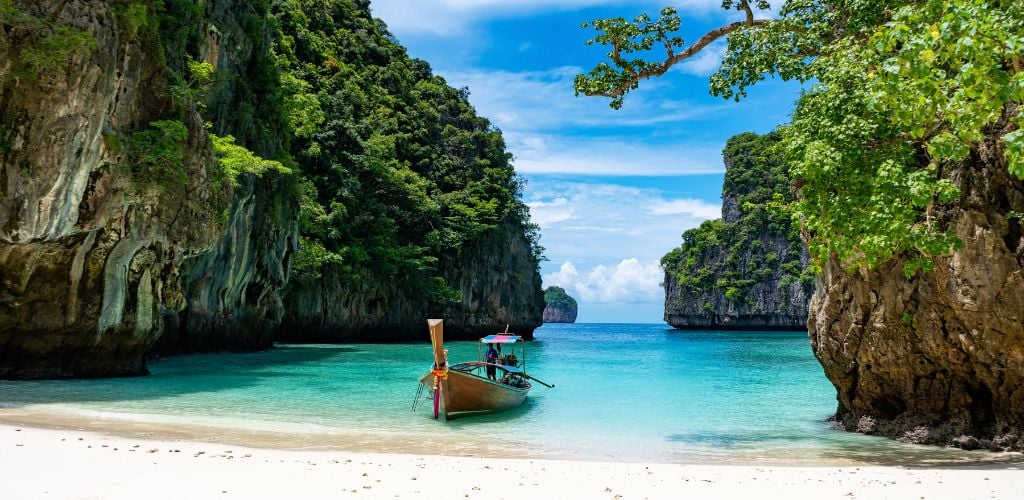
[6, 404, 1024, 468]
[3, 422, 1022, 500]
[0, 405, 565, 461]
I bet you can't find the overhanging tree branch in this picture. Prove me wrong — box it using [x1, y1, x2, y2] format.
[588, 19, 769, 100]
[573, 3, 771, 108]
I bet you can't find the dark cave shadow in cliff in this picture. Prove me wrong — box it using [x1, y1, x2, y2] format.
[0, 345, 355, 407]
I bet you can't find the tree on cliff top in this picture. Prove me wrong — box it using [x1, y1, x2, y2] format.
[575, 0, 1024, 277]
[544, 286, 578, 311]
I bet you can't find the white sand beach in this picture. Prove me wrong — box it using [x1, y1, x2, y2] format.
[2, 423, 1020, 500]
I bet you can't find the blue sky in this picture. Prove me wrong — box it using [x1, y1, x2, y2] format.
[369, 0, 802, 323]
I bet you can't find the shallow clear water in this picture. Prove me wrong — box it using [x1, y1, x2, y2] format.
[0, 324, 1017, 465]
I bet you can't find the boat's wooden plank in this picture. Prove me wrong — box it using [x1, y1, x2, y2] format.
[442, 370, 528, 415]
[428, 319, 445, 368]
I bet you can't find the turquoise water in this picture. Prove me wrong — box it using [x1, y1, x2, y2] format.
[0, 324, 1016, 464]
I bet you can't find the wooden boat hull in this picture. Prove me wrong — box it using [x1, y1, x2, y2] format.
[421, 318, 530, 419]
[419, 369, 529, 419]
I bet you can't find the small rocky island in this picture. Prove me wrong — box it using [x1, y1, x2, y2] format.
[542, 286, 578, 323]
[661, 132, 812, 330]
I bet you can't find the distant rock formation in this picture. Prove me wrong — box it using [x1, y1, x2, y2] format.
[661, 132, 812, 330]
[543, 286, 578, 323]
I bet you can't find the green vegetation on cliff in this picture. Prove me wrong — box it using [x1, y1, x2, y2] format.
[661, 132, 810, 305]
[138, 0, 540, 304]
[123, 120, 189, 186]
[0, 0, 543, 378]
[576, 0, 1024, 277]
[542, 286, 577, 323]
[270, 0, 540, 303]
[544, 286, 577, 311]
[0, 0, 97, 81]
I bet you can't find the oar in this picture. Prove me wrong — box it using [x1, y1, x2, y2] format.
[523, 373, 555, 388]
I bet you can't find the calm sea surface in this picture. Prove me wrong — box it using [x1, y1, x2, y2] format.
[0, 323, 1016, 465]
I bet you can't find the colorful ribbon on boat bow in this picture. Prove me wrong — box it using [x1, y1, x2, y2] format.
[430, 368, 448, 390]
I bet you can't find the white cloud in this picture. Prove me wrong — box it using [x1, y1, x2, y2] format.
[524, 180, 721, 280]
[371, 0, 734, 37]
[526, 181, 721, 228]
[544, 259, 664, 304]
[370, 0, 620, 36]
[676, 41, 727, 77]
[647, 198, 721, 218]
[445, 67, 721, 131]
[545, 261, 581, 288]
[511, 137, 723, 176]
[526, 197, 575, 226]
[439, 67, 729, 176]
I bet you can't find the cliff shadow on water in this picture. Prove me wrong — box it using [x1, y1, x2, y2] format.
[0, 345, 347, 407]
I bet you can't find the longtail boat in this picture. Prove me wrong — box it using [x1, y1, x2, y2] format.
[418, 319, 551, 420]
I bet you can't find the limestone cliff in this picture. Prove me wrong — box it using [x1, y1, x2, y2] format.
[0, 0, 296, 377]
[277, 220, 544, 341]
[156, 173, 298, 354]
[268, 0, 544, 342]
[810, 113, 1024, 451]
[0, 0, 541, 378]
[661, 132, 812, 330]
[150, 0, 300, 355]
[542, 286, 577, 323]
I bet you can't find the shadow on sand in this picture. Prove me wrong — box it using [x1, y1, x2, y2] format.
[665, 429, 1024, 468]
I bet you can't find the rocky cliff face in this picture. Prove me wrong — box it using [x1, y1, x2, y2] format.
[810, 115, 1024, 450]
[663, 238, 810, 330]
[150, 0, 299, 355]
[277, 221, 544, 341]
[542, 307, 576, 323]
[662, 132, 812, 330]
[0, 0, 541, 378]
[0, 1, 296, 378]
[155, 173, 298, 354]
[542, 286, 577, 323]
